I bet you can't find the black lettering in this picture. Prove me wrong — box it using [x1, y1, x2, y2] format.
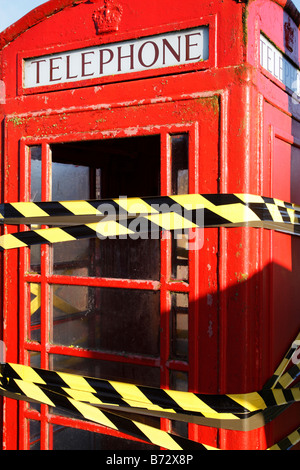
[81, 51, 95, 77]
[185, 33, 202, 61]
[66, 55, 78, 80]
[117, 44, 134, 71]
[31, 59, 46, 84]
[162, 36, 181, 64]
[49, 57, 62, 82]
[99, 48, 114, 74]
[138, 41, 159, 68]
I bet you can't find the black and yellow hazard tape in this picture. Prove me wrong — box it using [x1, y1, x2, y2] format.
[0, 374, 214, 451]
[267, 426, 300, 450]
[0, 194, 299, 449]
[0, 357, 299, 449]
[0, 362, 299, 421]
[0, 329, 299, 449]
[1, 193, 300, 251]
[264, 332, 300, 390]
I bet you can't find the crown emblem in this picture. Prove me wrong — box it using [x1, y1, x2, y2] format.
[92, 0, 123, 35]
[284, 17, 295, 53]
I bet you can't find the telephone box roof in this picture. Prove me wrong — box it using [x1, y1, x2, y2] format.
[0, 0, 299, 51]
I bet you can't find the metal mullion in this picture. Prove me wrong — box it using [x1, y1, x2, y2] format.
[45, 274, 161, 291]
[159, 131, 172, 439]
[186, 124, 201, 444]
[39, 142, 51, 450]
[19, 142, 31, 449]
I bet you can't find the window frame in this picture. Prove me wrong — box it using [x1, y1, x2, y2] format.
[15, 120, 199, 450]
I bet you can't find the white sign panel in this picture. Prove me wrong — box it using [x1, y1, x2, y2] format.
[24, 27, 209, 89]
[260, 33, 300, 96]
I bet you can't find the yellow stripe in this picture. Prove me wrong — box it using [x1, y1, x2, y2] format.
[110, 381, 170, 413]
[59, 200, 100, 216]
[9, 363, 46, 385]
[10, 202, 49, 218]
[68, 397, 118, 430]
[0, 234, 27, 250]
[34, 227, 76, 243]
[172, 195, 260, 224]
[30, 283, 41, 315]
[235, 194, 265, 204]
[64, 388, 103, 405]
[134, 421, 183, 450]
[165, 389, 238, 420]
[266, 203, 283, 223]
[146, 212, 197, 230]
[227, 392, 267, 412]
[113, 197, 159, 215]
[14, 379, 54, 406]
[57, 371, 97, 393]
[90, 221, 134, 237]
[170, 194, 205, 210]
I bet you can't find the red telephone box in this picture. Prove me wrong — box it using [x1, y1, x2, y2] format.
[0, 0, 299, 450]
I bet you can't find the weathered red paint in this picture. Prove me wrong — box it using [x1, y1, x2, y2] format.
[0, 0, 299, 450]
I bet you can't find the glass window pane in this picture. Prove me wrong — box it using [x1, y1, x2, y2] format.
[29, 420, 41, 450]
[50, 136, 161, 280]
[170, 292, 188, 360]
[50, 354, 161, 387]
[30, 146, 42, 273]
[169, 370, 188, 438]
[50, 286, 160, 356]
[29, 283, 41, 342]
[30, 146, 42, 202]
[171, 134, 189, 281]
[52, 425, 156, 450]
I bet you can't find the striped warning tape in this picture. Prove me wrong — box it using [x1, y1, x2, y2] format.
[0, 359, 299, 449]
[0, 193, 300, 250]
[267, 426, 300, 450]
[0, 329, 299, 449]
[264, 332, 300, 389]
[0, 374, 214, 451]
[0, 361, 299, 421]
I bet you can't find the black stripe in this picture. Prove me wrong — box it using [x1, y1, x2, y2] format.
[203, 194, 243, 206]
[170, 433, 209, 450]
[282, 388, 297, 404]
[262, 197, 275, 205]
[247, 203, 273, 221]
[142, 197, 183, 213]
[203, 208, 231, 226]
[138, 386, 185, 411]
[95, 200, 127, 216]
[13, 230, 50, 246]
[118, 216, 162, 236]
[196, 393, 251, 414]
[279, 207, 292, 222]
[33, 368, 68, 388]
[1, 363, 22, 381]
[260, 390, 277, 407]
[35, 202, 75, 218]
[63, 225, 98, 239]
[0, 204, 25, 220]
[88, 380, 130, 407]
[100, 409, 154, 443]
[277, 437, 294, 450]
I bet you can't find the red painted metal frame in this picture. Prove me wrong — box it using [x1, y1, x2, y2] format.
[17, 16, 217, 97]
[13, 119, 201, 449]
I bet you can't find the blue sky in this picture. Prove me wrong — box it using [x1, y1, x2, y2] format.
[0, 0, 300, 32]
